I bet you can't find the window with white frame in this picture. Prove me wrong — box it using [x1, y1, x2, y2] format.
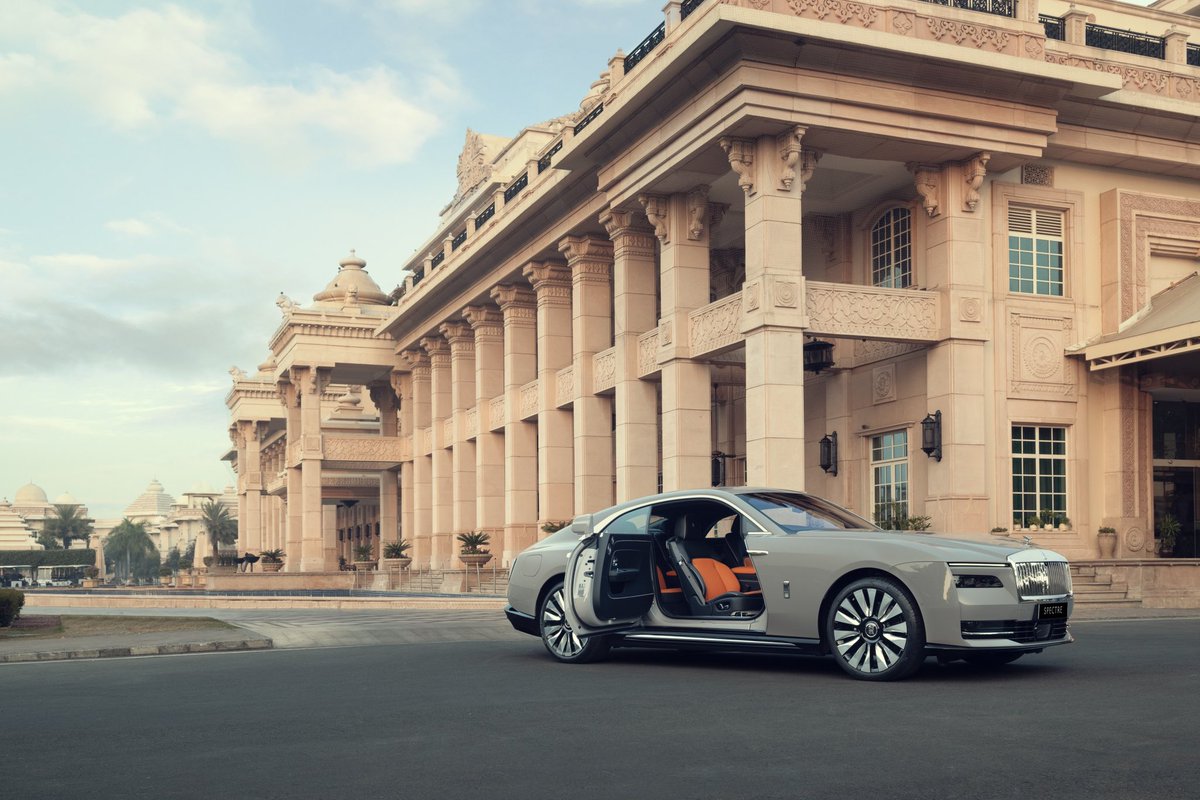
[1008, 207, 1064, 296]
[870, 207, 912, 289]
[871, 430, 909, 527]
[1011, 425, 1067, 527]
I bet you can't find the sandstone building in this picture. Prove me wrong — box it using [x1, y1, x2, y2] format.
[226, 0, 1200, 585]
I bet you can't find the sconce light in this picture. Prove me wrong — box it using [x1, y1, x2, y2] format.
[819, 432, 838, 476]
[921, 410, 942, 462]
[711, 451, 726, 487]
[802, 340, 835, 374]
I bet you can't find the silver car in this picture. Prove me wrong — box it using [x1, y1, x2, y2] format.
[505, 488, 1073, 681]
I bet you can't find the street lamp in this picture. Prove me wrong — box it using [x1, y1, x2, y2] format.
[819, 432, 838, 476]
[803, 340, 835, 374]
[921, 410, 942, 462]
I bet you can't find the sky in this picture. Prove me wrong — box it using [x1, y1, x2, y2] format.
[0, 0, 656, 520]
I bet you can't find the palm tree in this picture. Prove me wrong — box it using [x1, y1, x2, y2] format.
[104, 519, 158, 582]
[200, 499, 237, 562]
[44, 504, 93, 550]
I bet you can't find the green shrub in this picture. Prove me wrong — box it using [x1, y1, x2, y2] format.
[0, 549, 96, 568]
[0, 589, 25, 627]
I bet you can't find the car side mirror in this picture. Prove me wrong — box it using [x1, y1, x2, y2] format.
[570, 515, 592, 536]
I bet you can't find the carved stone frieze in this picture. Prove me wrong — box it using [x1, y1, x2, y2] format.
[465, 407, 478, 438]
[637, 329, 659, 377]
[926, 17, 1010, 51]
[520, 380, 539, 419]
[443, 417, 454, 447]
[806, 282, 939, 340]
[1007, 312, 1075, 399]
[638, 193, 670, 243]
[1044, 52, 1196, 100]
[323, 436, 407, 464]
[556, 366, 574, 406]
[593, 347, 616, 393]
[489, 396, 506, 430]
[1113, 192, 1200, 321]
[786, 0, 879, 26]
[719, 137, 755, 196]
[847, 339, 926, 368]
[689, 294, 743, 358]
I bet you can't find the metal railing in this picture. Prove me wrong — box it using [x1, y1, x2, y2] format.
[451, 229, 467, 251]
[537, 139, 563, 173]
[573, 102, 604, 135]
[1189, 44, 1200, 68]
[503, 172, 528, 202]
[1039, 14, 1064, 42]
[624, 22, 665, 73]
[430, 251, 444, 268]
[916, 0, 1015, 18]
[1086, 23, 1165, 60]
[475, 202, 494, 229]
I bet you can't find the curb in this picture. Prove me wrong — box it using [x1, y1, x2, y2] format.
[0, 638, 274, 664]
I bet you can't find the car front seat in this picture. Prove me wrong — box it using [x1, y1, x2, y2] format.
[665, 537, 763, 617]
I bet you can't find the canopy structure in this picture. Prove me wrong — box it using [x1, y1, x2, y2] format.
[1078, 273, 1200, 371]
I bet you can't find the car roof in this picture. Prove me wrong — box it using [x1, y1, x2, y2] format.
[584, 486, 804, 523]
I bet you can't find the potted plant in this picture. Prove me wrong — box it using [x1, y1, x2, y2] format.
[1057, 516, 1071, 532]
[1097, 526, 1118, 559]
[1156, 513, 1181, 558]
[81, 566, 100, 589]
[260, 549, 285, 572]
[158, 566, 172, 587]
[382, 540, 412, 571]
[457, 531, 492, 568]
[989, 527, 1008, 537]
[1026, 513, 1042, 531]
[353, 543, 376, 571]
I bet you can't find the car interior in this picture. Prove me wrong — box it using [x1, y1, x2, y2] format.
[647, 500, 764, 619]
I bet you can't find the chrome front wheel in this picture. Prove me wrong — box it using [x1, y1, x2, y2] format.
[538, 580, 609, 664]
[826, 577, 925, 681]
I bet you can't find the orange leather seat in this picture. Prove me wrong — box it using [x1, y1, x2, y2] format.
[656, 566, 682, 595]
[691, 558, 761, 600]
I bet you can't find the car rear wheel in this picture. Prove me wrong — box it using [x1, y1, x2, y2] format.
[826, 577, 926, 681]
[538, 580, 610, 664]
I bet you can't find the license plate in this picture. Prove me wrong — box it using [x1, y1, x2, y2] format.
[1038, 602, 1068, 620]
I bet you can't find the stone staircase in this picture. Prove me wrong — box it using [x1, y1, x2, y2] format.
[356, 567, 507, 596]
[1070, 564, 1139, 606]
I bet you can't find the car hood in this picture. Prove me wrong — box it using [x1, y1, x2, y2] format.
[864, 530, 1028, 561]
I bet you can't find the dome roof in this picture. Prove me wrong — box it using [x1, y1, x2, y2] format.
[312, 250, 389, 306]
[124, 479, 176, 519]
[0, 500, 40, 549]
[54, 491, 80, 506]
[14, 482, 48, 505]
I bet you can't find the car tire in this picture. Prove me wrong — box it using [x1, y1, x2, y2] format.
[961, 651, 1024, 668]
[826, 576, 926, 682]
[538, 580, 610, 664]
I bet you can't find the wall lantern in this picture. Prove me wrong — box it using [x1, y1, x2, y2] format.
[711, 451, 726, 487]
[921, 410, 942, 462]
[803, 340, 835, 374]
[819, 432, 838, 476]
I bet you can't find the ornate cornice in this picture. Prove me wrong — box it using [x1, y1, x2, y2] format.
[439, 321, 475, 354]
[522, 261, 572, 306]
[490, 283, 537, 323]
[462, 304, 504, 340]
[559, 234, 614, 286]
[420, 335, 450, 366]
[399, 348, 431, 379]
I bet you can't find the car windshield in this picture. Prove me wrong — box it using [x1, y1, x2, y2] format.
[744, 492, 876, 533]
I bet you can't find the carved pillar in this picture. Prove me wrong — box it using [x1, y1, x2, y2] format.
[734, 130, 812, 489]
[278, 377, 304, 571]
[560, 234, 615, 513]
[236, 420, 266, 555]
[641, 189, 712, 491]
[393, 370, 414, 555]
[369, 382, 401, 551]
[464, 305, 506, 563]
[491, 284, 539, 562]
[441, 321, 477, 569]
[422, 335, 453, 569]
[292, 365, 331, 571]
[401, 350, 432, 568]
[523, 261, 576, 524]
[603, 209, 660, 501]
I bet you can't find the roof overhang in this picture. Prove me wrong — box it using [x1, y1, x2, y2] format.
[1077, 273, 1200, 371]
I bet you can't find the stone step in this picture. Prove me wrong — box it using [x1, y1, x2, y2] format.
[1071, 565, 1097, 578]
[1073, 597, 1142, 607]
[1073, 574, 1113, 587]
[1073, 590, 1132, 602]
[1075, 580, 1126, 594]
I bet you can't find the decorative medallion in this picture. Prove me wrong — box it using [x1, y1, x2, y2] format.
[872, 364, 897, 405]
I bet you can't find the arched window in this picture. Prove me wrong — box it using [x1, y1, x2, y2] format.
[870, 207, 912, 288]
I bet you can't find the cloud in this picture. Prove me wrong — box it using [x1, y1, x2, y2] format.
[0, 2, 457, 167]
[105, 218, 154, 237]
[30, 252, 163, 272]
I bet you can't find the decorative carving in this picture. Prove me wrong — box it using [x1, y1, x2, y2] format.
[1126, 526, 1146, 552]
[638, 193, 670, 243]
[689, 294, 743, 357]
[719, 137, 755, 196]
[522, 261, 572, 306]
[443, 417, 454, 447]
[959, 297, 982, 323]
[963, 153, 990, 212]
[229, 366, 247, 382]
[1021, 163, 1054, 187]
[556, 367, 574, 406]
[744, 280, 761, 311]
[786, 0, 879, 26]
[1044, 52, 1197, 101]
[465, 407, 478, 438]
[778, 127, 802, 191]
[1023, 35, 1043, 59]
[439, 321, 475, 353]
[489, 396, 506, 430]
[659, 319, 673, 346]
[454, 129, 493, 205]
[806, 282, 939, 340]
[593, 348, 616, 393]
[600, 209, 657, 259]
[925, 17, 1010, 51]
[462, 305, 504, 340]
[399, 349, 431, 379]
[773, 280, 798, 308]
[490, 284, 537, 322]
[276, 293, 299, 314]
[1114, 192, 1200, 321]
[687, 185, 710, 241]
[1008, 313, 1075, 399]
[420, 335, 450, 366]
[907, 163, 940, 217]
[891, 10, 913, 36]
[559, 235, 614, 282]
[637, 329, 659, 376]
[872, 364, 897, 404]
[520, 380, 538, 419]
[322, 436, 407, 464]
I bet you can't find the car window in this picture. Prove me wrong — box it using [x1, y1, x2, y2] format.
[602, 506, 651, 535]
[744, 492, 875, 533]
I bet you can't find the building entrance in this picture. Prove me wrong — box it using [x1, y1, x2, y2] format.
[1152, 401, 1200, 558]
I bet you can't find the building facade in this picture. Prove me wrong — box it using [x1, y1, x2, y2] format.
[228, 0, 1200, 577]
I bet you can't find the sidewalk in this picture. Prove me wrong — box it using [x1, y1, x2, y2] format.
[0, 626, 273, 664]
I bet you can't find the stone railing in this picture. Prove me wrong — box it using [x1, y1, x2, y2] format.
[556, 366, 574, 408]
[465, 407, 478, 439]
[266, 472, 286, 495]
[520, 380, 539, 420]
[420, 426, 433, 455]
[443, 417, 454, 448]
[489, 396, 506, 431]
[637, 328, 660, 378]
[593, 347, 616, 393]
[689, 293, 743, 359]
[806, 281, 940, 341]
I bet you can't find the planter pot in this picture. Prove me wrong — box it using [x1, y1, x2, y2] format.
[81, 578, 99, 589]
[179, 574, 193, 587]
[382, 557, 412, 572]
[261, 561, 283, 572]
[354, 560, 376, 572]
[159, 576, 171, 586]
[1097, 531, 1118, 559]
[460, 553, 493, 568]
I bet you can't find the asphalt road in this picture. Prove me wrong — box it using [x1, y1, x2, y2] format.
[4, 618, 1198, 800]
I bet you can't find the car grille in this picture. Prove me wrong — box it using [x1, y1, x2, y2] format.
[1013, 561, 1072, 599]
[961, 619, 1070, 643]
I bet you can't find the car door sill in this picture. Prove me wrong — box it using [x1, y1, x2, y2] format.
[617, 629, 822, 655]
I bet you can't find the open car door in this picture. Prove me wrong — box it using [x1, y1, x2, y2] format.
[564, 509, 655, 631]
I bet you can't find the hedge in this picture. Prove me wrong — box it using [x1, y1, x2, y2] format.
[0, 550, 96, 568]
[0, 589, 25, 627]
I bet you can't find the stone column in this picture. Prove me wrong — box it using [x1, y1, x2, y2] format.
[602, 209, 660, 502]
[464, 305, 506, 563]
[393, 370, 414, 553]
[278, 377, 304, 571]
[401, 350, 433, 569]
[293, 365, 331, 572]
[560, 234, 615, 513]
[730, 130, 812, 488]
[441, 321, 478, 570]
[523, 261, 576, 525]
[422, 335, 453, 569]
[641, 188, 713, 490]
[369, 382, 401, 550]
[491, 284, 539, 562]
[236, 420, 266, 555]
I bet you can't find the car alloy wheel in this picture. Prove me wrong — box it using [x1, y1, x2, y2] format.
[538, 580, 610, 664]
[826, 577, 925, 681]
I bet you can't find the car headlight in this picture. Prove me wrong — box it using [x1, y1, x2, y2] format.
[953, 574, 1003, 589]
